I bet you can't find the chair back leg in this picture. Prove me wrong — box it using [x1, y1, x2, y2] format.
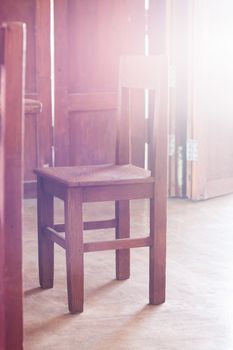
[37, 178, 54, 288]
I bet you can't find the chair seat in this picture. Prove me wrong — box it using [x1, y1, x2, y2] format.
[35, 163, 154, 187]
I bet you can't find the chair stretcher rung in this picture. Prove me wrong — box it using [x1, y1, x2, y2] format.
[53, 219, 116, 233]
[84, 236, 151, 253]
[45, 226, 151, 253]
[44, 226, 66, 249]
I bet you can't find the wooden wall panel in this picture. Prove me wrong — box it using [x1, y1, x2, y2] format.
[69, 111, 116, 165]
[54, 0, 145, 167]
[67, 0, 119, 166]
[36, 0, 53, 169]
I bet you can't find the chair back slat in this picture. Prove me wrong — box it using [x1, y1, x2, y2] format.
[117, 55, 168, 174]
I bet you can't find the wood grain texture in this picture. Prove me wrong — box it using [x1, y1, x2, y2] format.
[0, 22, 25, 350]
[68, 92, 117, 112]
[84, 237, 151, 253]
[65, 188, 84, 313]
[0, 25, 5, 350]
[131, 89, 146, 167]
[37, 177, 54, 288]
[54, 0, 145, 167]
[0, 0, 52, 197]
[54, 0, 69, 166]
[0, 0, 37, 196]
[149, 58, 168, 304]
[54, 219, 116, 232]
[0, 98, 42, 114]
[44, 226, 66, 249]
[115, 200, 130, 280]
[35, 164, 153, 187]
[36, 0, 53, 168]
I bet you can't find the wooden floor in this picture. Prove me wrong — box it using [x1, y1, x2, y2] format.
[23, 195, 233, 350]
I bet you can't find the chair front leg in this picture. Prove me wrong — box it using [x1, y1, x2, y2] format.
[37, 177, 54, 288]
[115, 200, 130, 280]
[65, 188, 84, 313]
[149, 198, 166, 305]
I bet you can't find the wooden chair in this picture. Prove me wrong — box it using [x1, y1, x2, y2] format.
[35, 55, 168, 313]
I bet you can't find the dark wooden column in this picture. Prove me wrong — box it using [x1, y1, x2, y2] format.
[0, 22, 26, 350]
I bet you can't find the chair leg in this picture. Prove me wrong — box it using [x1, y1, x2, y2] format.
[115, 200, 130, 280]
[65, 188, 84, 313]
[149, 198, 166, 304]
[37, 177, 54, 288]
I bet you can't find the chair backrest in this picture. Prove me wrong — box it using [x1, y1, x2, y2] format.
[117, 55, 168, 178]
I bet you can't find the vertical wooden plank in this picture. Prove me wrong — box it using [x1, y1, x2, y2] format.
[0, 25, 6, 350]
[116, 87, 130, 165]
[116, 72, 131, 282]
[149, 58, 168, 304]
[150, 0, 188, 197]
[173, 0, 189, 197]
[127, 0, 146, 168]
[0, 22, 26, 350]
[36, 0, 53, 168]
[65, 188, 84, 313]
[69, 109, 116, 166]
[131, 89, 146, 167]
[54, 0, 69, 166]
[37, 177, 54, 288]
[166, 0, 176, 196]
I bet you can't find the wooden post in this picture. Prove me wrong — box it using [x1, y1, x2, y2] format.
[0, 22, 26, 350]
[37, 177, 54, 288]
[149, 59, 168, 304]
[36, 0, 53, 168]
[54, 0, 69, 166]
